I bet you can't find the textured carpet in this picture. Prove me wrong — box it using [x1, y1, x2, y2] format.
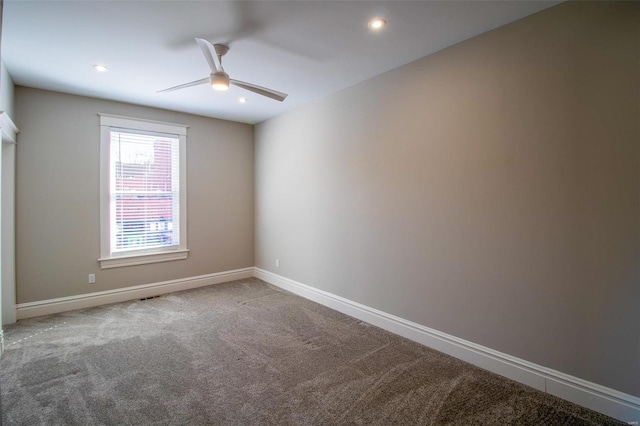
[1, 278, 624, 425]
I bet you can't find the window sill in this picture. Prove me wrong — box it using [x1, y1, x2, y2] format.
[99, 249, 189, 269]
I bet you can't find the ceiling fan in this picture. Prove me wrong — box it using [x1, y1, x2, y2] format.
[159, 38, 288, 102]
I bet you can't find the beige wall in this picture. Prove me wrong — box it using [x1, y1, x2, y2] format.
[15, 87, 254, 303]
[255, 1, 639, 397]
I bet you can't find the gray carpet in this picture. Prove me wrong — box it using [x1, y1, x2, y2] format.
[1, 278, 624, 425]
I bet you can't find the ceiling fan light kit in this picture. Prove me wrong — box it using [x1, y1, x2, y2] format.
[159, 38, 288, 102]
[211, 71, 230, 91]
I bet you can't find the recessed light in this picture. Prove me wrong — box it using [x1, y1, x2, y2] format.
[368, 18, 386, 30]
[93, 64, 108, 72]
[239, 97, 248, 103]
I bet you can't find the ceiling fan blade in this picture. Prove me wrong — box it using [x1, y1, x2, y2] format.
[158, 77, 209, 93]
[195, 38, 220, 72]
[230, 79, 288, 102]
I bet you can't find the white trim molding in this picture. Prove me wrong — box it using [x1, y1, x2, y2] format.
[254, 268, 640, 425]
[16, 267, 253, 320]
[99, 249, 189, 269]
[0, 111, 19, 144]
[1, 112, 18, 326]
[98, 114, 188, 269]
[98, 114, 188, 136]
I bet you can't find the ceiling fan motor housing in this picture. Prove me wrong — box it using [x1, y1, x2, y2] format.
[214, 44, 229, 57]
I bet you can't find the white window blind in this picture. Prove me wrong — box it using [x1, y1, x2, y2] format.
[109, 129, 181, 253]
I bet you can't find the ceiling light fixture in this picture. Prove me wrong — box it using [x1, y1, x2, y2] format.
[93, 64, 108, 72]
[210, 71, 230, 91]
[239, 97, 248, 103]
[368, 18, 386, 30]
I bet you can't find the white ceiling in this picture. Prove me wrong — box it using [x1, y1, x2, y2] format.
[2, 1, 559, 124]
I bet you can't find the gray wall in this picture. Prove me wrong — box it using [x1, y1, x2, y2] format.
[255, 1, 639, 397]
[15, 87, 254, 303]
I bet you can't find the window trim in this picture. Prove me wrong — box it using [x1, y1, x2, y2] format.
[98, 114, 188, 269]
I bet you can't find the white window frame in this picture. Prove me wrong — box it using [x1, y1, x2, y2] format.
[98, 114, 188, 269]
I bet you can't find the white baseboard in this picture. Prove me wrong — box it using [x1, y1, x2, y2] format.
[16, 267, 254, 320]
[254, 268, 640, 424]
[3, 304, 17, 325]
[12, 267, 639, 423]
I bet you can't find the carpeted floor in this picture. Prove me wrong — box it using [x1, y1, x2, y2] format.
[1, 278, 624, 425]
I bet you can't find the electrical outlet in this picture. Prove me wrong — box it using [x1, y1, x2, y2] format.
[88, 273, 96, 284]
[276, 258, 280, 268]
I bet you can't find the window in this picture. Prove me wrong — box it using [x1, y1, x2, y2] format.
[99, 114, 188, 269]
